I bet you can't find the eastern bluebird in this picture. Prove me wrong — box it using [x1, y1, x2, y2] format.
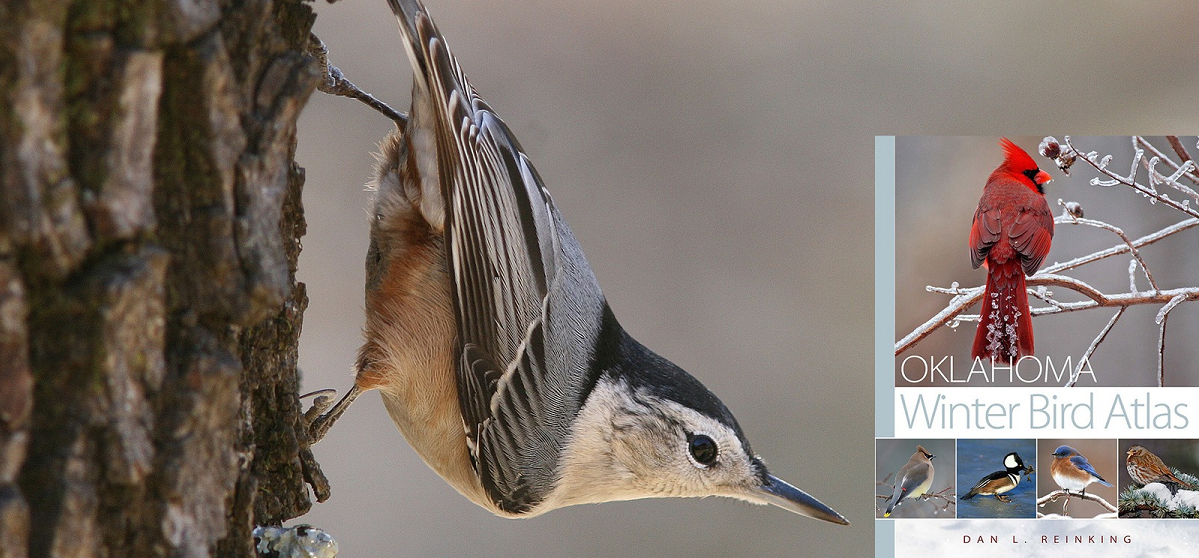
[1050, 445, 1111, 496]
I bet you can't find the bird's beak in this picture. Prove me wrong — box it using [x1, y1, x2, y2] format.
[753, 474, 849, 525]
[1035, 170, 1053, 185]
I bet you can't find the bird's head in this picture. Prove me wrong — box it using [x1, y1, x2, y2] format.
[554, 342, 847, 525]
[998, 137, 1053, 195]
[916, 445, 935, 460]
[1052, 445, 1077, 459]
[1003, 452, 1026, 471]
[1126, 445, 1147, 458]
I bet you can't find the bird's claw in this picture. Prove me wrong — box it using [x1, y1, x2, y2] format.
[301, 384, 363, 445]
[302, 389, 338, 422]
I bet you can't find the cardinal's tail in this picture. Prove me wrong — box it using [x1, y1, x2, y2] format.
[972, 259, 1034, 364]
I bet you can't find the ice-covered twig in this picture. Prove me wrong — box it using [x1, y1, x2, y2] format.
[1041, 217, 1199, 275]
[1156, 294, 1187, 387]
[1053, 204, 1159, 293]
[895, 289, 980, 355]
[876, 481, 956, 516]
[1065, 307, 1124, 388]
[1136, 136, 1199, 193]
[1037, 489, 1117, 514]
[896, 278, 1199, 355]
[1065, 136, 1199, 219]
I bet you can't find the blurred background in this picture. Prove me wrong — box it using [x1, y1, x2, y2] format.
[896, 136, 1199, 387]
[293, 0, 1199, 556]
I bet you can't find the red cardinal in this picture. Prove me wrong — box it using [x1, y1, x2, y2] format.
[969, 138, 1054, 363]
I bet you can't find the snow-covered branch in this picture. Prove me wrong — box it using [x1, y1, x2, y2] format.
[1037, 489, 1117, 517]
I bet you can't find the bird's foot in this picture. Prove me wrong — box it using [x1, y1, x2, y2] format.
[302, 388, 338, 422]
[307, 33, 408, 125]
[302, 385, 363, 444]
[996, 495, 1011, 503]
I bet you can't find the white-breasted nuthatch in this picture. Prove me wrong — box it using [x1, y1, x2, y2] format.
[307, 0, 847, 525]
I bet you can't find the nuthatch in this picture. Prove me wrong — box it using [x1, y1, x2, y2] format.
[307, 0, 847, 524]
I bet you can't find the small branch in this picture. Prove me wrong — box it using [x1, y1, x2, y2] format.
[895, 288, 980, 354]
[1065, 307, 1124, 388]
[1066, 136, 1199, 220]
[1158, 312, 1168, 388]
[308, 34, 408, 126]
[876, 481, 956, 516]
[896, 278, 1199, 355]
[1037, 489, 1118, 514]
[1166, 136, 1196, 169]
[1054, 206, 1159, 293]
[1137, 135, 1199, 189]
[1041, 218, 1199, 275]
[1156, 294, 1186, 388]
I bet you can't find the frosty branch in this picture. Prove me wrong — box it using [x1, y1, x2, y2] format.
[876, 474, 956, 516]
[1037, 489, 1118, 517]
[896, 137, 1199, 387]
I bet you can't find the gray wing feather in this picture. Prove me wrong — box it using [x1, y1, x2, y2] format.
[387, 0, 606, 514]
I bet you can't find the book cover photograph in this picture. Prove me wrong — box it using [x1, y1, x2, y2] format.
[878, 136, 1199, 556]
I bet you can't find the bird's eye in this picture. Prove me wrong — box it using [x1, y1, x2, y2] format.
[688, 434, 718, 466]
[1023, 168, 1040, 182]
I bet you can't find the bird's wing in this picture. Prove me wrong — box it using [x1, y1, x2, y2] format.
[387, 0, 607, 514]
[1070, 455, 1111, 484]
[1009, 204, 1054, 275]
[969, 205, 1001, 269]
[970, 470, 1007, 492]
[898, 462, 932, 495]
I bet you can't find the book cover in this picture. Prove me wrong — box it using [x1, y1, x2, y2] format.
[879, 135, 1199, 556]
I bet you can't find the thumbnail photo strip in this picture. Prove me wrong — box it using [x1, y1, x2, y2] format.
[875, 438, 1199, 519]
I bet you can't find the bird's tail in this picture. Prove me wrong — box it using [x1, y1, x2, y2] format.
[961, 490, 977, 500]
[883, 496, 900, 517]
[972, 259, 1034, 363]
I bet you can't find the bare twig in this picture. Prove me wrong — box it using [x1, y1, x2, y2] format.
[1054, 205, 1159, 293]
[308, 34, 408, 126]
[1136, 135, 1199, 189]
[1156, 294, 1187, 388]
[897, 278, 1199, 355]
[1065, 307, 1124, 388]
[1166, 136, 1195, 167]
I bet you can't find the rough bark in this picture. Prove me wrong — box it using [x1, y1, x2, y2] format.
[0, 0, 324, 557]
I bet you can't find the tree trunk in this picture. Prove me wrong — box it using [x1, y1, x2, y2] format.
[0, 1, 325, 556]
